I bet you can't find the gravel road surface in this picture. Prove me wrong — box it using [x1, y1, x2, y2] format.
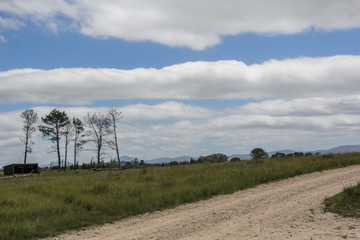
[48, 165, 360, 240]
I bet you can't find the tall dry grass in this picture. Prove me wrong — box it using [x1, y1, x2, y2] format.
[0, 152, 359, 239]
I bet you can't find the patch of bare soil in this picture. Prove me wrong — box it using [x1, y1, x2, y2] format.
[48, 165, 360, 240]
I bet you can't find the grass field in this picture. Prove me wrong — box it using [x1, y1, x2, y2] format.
[1, 153, 360, 240]
[324, 182, 360, 218]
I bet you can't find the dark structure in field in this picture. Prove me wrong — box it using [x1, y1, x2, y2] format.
[3, 163, 39, 176]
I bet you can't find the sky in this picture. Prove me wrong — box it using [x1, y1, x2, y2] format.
[1, 0, 360, 166]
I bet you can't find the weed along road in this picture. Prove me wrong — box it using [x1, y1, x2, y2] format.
[50, 165, 360, 240]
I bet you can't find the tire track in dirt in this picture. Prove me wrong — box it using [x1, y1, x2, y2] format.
[49, 165, 360, 240]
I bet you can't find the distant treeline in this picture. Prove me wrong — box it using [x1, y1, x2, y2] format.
[46, 150, 324, 171]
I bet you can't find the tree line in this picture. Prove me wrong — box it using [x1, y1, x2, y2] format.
[20, 109, 318, 171]
[20, 108, 123, 171]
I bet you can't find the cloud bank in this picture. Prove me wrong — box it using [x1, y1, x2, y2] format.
[1, 55, 360, 165]
[1, 0, 360, 49]
[1, 55, 359, 104]
[1, 95, 360, 166]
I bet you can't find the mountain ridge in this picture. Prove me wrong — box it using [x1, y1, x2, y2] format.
[39, 144, 360, 167]
[144, 144, 360, 163]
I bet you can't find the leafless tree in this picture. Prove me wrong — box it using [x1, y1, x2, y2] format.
[20, 109, 38, 164]
[63, 122, 73, 171]
[83, 112, 113, 168]
[108, 108, 123, 169]
[72, 117, 85, 170]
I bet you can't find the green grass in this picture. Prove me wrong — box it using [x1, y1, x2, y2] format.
[1, 153, 360, 240]
[324, 182, 360, 218]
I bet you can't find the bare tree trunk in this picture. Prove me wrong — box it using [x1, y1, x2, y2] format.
[112, 121, 121, 169]
[108, 109, 123, 170]
[21, 109, 38, 165]
[56, 125, 61, 172]
[97, 144, 101, 168]
[24, 127, 29, 164]
[73, 136, 77, 171]
[72, 117, 84, 171]
[64, 133, 68, 172]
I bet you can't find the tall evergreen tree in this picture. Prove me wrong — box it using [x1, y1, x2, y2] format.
[39, 109, 69, 171]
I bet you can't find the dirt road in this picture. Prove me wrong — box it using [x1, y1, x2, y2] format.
[50, 165, 360, 239]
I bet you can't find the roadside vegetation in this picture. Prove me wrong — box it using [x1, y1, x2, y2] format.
[1, 152, 360, 240]
[324, 182, 360, 218]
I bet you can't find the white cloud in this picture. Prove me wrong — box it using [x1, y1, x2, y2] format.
[1, 0, 360, 49]
[1, 96, 360, 166]
[1, 55, 359, 104]
[46, 22, 58, 34]
[0, 34, 6, 43]
[121, 101, 213, 121]
[238, 96, 360, 116]
[0, 16, 23, 30]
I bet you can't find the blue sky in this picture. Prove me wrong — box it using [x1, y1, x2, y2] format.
[2, 28, 360, 71]
[1, 1, 360, 166]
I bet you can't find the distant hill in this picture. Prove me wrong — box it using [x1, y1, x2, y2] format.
[312, 145, 360, 155]
[39, 145, 360, 167]
[268, 145, 360, 157]
[130, 145, 360, 163]
[146, 156, 194, 164]
[218, 145, 360, 161]
[120, 155, 136, 162]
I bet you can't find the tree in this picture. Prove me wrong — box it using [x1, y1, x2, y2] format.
[108, 108, 123, 169]
[230, 157, 241, 162]
[83, 112, 113, 168]
[271, 152, 286, 159]
[63, 122, 73, 172]
[72, 117, 85, 171]
[250, 148, 268, 163]
[197, 153, 228, 163]
[133, 157, 139, 168]
[190, 158, 197, 164]
[20, 109, 38, 164]
[39, 109, 69, 171]
[294, 152, 304, 157]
